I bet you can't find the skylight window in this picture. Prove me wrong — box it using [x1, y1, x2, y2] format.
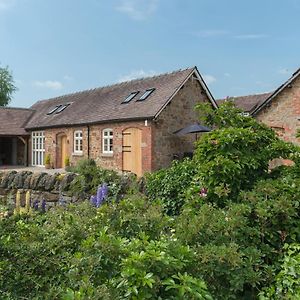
[138, 88, 155, 101]
[47, 103, 71, 115]
[47, 105, 61, 115]
[122, 91, 139, 103]
[55, 103, 70, 114]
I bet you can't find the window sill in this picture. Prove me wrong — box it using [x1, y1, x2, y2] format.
[101, 153, 114, 158]
[72, 152, 83, 156]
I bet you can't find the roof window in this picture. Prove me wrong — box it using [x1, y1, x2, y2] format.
[122, 91, 139, 103]
[55, 103, 70, 114]
[47, 103, 70, 115]
[138, 88, 155, 101]
[47, 105, 61, 115]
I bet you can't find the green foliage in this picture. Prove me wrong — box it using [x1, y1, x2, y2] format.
[1, 102, 300, 299]
[174, 172, 300, 299]
[45, 153, 51, 165]
[196, 100, 256, 129]
[260, 244, 300, 299]
[69, 158, 123, 200]
[193, 101, 297, 205]
[0, 65, 17, 106]
[64, 156, 70, 167]
[146, 158, 196, 215]
[0, 198, 212, 299]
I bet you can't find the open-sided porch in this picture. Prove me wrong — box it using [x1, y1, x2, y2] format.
[0, 136, 29, 167]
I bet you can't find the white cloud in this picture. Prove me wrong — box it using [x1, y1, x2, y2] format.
[234, 34, 268, 40]
[118, 69, 157, 82]
[116, 0, 158, 20]
[193, 29, 229, 38]
[203, 74, 216, 85]
[33, 80, 63, 90]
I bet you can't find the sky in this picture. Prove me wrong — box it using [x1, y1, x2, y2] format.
[1, 0, 300, 108]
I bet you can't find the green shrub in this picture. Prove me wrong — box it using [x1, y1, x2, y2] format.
[260, 243, 300, 299]
[193, 102, 297, 205]
[146, 158, 196, 215]
[175, 173, 300, 299]
[69, 158, 123, 200]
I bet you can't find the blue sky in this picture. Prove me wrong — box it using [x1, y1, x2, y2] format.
[1, 0, 299, 108]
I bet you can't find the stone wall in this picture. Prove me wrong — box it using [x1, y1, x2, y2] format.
[152, 76, 211, 170]
[40, 120, 153, 175]
[89, 121, 153, 174]
[256, 75, 300, 145]
[0, 171, 77, 211]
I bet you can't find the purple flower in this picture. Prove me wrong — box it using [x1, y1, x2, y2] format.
[41, 200, 46, 213]
[90, 183, 109, 208]
[199, 188, 208, 198]
[33, 200, 39, 210]
[90, 195, 97, 206]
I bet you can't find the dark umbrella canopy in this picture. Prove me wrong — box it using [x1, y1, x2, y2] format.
[174, 123, 211, 136]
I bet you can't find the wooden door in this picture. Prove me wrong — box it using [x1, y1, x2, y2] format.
[122, 128, 142, 176]
[61, 136, 67, 168]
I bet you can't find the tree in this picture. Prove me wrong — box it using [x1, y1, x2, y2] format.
[0, 65, 17, 106]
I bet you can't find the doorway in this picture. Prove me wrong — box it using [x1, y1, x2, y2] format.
[60, 135, 67, 168]
[122, 128, 142, 176]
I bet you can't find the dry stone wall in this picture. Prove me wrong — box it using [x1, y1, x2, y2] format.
[0, 171, 78, 211]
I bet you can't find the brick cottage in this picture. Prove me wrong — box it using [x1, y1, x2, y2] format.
[219, 68, 300, 145]
[0, 67, 217, 176]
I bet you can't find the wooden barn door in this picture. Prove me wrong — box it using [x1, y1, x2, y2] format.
[122, 128, 142, 176]
[61, 135, 67, 168]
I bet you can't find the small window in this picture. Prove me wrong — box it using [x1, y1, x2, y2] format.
[55, 103, 70, 114]
[74, 130, 83, 153]
[122, 91, 139, 103]
[102, 129, 113, 154]
[47, 105, 61, 115]
[138, 88, 155, 101]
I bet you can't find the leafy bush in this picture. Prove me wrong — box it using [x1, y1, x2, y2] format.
[193, 102, 297, 205]
[0, 198, 212, 300]
[260, 244, 300, 299]
[68, 158, 123, 200]
[1, 103, 300, 300]
[175, 172, 300, 299]
[146, 158, 196, 215]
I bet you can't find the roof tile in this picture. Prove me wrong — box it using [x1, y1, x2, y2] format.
[26, 68, 195, 129]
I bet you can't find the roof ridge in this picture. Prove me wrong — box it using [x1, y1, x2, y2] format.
[32, 67, 195, 105]
[0, 106, 35, 111]
[231, 91, 273, 98]
[217, 91, 273, 101]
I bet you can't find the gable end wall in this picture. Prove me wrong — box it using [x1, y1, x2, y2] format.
[152, 76, 210, 170]
[256, 75, 300, 145]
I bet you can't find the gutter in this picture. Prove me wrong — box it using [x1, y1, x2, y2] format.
[25, 116, 154, 131]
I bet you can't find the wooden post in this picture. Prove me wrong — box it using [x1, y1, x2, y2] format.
[14, 191, 21, 215]
[25, 191, 30, 214]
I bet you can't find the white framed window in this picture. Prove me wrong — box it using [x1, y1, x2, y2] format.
[74, 130, 83, 153]
[102, 129, 113, 154]
[32, 131, 45, 166]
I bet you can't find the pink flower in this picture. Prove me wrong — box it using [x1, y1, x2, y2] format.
[199, 188, 208, 197]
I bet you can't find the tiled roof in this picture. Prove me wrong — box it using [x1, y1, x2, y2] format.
[217, 92, 273, 113]
[0, 107, 34, 136]
[26, 67, 205, 129]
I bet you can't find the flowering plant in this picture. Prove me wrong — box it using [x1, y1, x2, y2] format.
[90, 183, 108, 208]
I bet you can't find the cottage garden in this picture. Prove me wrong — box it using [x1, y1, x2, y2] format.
[0, 102, 299, 299]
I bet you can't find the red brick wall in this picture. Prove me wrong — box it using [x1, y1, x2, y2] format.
[33, 120, 153, 175]
[256, 75, 300, 145]
[88, 121, 153, 174]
